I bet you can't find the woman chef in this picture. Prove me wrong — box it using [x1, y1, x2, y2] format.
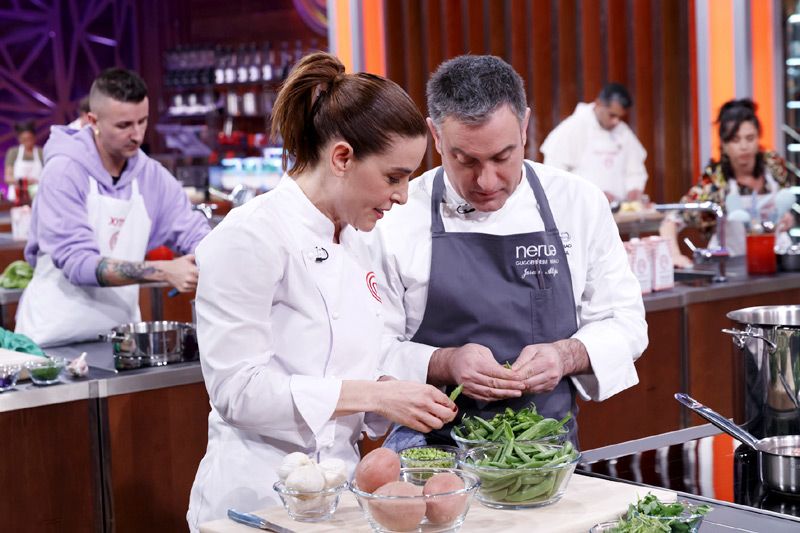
[4, 120, 43, 203]
[187, 52, 457, 529]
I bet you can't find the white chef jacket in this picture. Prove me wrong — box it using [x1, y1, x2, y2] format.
[541, 102, 648, 200]
[187, 177, 389, 530]
[373, 161, 648, 402]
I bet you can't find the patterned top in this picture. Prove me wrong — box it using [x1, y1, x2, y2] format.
[680, 151, 791, 234]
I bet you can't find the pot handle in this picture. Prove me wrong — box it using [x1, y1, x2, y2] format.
[674, 393, 761, 450]
[721, 327, 777, 352]
[98, 332, 127, 343]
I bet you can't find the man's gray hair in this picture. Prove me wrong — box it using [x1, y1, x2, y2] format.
[426, 55, 527, 128]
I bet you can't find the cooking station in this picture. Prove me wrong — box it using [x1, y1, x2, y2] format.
[4, 272, 800, 531]
[580, 424, 800, 531]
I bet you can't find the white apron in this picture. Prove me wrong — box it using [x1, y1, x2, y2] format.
[16, 177, 152, 347]
[575, 131, 627, 200]
[710, 172, 780, 256]
[9, 145, 43, 201]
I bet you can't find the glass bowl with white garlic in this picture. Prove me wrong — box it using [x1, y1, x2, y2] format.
[273, 452, 349, 522]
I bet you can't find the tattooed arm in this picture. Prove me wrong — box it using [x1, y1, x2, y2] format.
[95, 255, 199, 293]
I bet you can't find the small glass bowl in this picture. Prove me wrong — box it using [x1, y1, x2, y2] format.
[273, 480, 348, 522]
[450, 425, 566, 452]
[350, 468, 480, 533]
[458, 443, 580, 509]
[24, 357, 65, 386]
[589, 521, 621, 532]
[0, 364, 21, 392]
[399, 445, 461, 482]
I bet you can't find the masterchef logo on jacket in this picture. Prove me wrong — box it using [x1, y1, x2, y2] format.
[514, 244, 557, 265]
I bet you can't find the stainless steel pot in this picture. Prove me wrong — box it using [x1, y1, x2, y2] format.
[676, 394, 800, 495]
[99, 321, 198, 370]
[777, 245, 800, 272]
[722, 305, 800, 437]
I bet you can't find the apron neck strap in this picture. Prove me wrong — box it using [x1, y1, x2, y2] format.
[524, 162, 558, 232]
[429, 162, 558, 233]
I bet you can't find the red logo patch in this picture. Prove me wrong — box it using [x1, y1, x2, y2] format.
[366, 271, 381, 303]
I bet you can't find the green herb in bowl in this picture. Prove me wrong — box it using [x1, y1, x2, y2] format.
[610, 493, 712, 533]
[24, 357, 66, 386]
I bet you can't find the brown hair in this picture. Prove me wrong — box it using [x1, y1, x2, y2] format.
[271, 52, 426, 176]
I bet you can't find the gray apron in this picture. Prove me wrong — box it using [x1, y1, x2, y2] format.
[385, 163, 580, 450]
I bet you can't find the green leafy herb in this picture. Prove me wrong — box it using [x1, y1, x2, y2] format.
[449, 384, 464, 401]
[609, 493, 712, 532]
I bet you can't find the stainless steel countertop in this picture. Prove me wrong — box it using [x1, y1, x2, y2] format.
[0, 341, 203, 413]
[643, 257, 800, 312]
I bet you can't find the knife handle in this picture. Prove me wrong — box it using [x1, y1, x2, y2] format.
[228, 509, 268, 529]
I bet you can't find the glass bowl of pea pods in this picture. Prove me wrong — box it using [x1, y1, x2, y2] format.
[450, 406, 570, 452]
[457, 440, 580, 509]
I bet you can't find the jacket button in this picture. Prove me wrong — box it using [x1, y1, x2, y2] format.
[332, 312, 340, 320]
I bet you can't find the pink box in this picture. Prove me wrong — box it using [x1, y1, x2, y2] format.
[625, 238, 652, 294]
[646, 236, 674, 291]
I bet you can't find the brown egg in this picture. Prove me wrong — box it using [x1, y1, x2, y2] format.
[369, 481, 426, 531]
[423, 473, 467, 525]
[355, 448, 401, 493]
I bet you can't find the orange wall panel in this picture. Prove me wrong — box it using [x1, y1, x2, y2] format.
[708, 1, 735, 160]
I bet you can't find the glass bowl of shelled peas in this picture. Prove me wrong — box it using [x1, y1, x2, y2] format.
[450, 405, 570, 452]
[458, 440, 580, 509]
[399, 445, 462, 482]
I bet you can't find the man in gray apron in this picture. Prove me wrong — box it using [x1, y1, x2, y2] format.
[377, 55, 647, 450]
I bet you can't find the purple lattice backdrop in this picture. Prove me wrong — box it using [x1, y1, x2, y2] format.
[0, 0, 138, 157]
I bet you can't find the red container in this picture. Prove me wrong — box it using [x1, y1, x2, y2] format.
[746, 233, 777, 275]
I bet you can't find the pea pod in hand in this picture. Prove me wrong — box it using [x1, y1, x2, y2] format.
[449, 384, 464, 402]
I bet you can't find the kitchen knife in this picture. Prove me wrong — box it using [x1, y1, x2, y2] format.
[226, 509, 295, 533]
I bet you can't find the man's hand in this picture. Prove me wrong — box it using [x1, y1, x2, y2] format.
[153, 254, 199, 293]
[512, 339, 591, 394]
[603, 191, 618, 203]
[428, 343, 525, 402]
[626, 189, 643, 202]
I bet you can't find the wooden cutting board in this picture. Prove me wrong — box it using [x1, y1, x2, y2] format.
[0, 347, 48, 380]
[199, 473, 676, 533]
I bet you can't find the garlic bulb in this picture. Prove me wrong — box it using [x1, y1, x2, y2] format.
[67, 352, 89, 377]
[285, 464, 326, 494]
[317, 458, 347, 489]
[277, 452, 312, 482]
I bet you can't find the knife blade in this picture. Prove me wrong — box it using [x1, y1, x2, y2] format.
[226, 509, 296, 533]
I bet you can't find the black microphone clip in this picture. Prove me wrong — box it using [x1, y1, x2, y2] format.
[456, 203, 476, 214]
[314, 247, 329, 263]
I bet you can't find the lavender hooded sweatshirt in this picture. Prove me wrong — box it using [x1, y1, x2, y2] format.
[25, 126, 210, 286]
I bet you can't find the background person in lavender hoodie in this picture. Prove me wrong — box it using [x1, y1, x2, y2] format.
[15, 68, 210, 347]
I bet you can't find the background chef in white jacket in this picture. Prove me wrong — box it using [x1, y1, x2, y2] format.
[540, 83, 648, 202]
[187, 53, 457, 530]
[4, 120, 43, 203]
[375, 56, 648, 450]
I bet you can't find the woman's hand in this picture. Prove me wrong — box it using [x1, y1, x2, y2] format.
[374, 381, 457, 433]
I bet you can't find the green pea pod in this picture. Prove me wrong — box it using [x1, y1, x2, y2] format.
[449, 384, 464, 401]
